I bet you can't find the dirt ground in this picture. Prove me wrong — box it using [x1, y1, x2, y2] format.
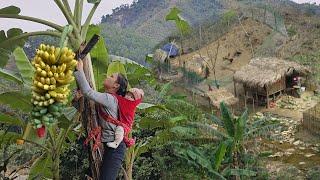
[249, 91, 320, 179]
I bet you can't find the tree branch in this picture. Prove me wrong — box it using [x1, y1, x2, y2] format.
[0, 14, 63, 31]
[53, 0, 81, 40]
[62, 0, 73, 19]
[74, 0, 84, 29]
[81, 2, 100, 39]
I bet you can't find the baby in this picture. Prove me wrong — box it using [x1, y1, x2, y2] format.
[107, 88, 144, 148]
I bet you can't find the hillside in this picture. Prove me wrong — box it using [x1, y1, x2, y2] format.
[166, 0, 320, 97]
[100, 0, 320, 63]
[99, 0, 226, 61]
[172, 18, 273, 91]
[102, 0, 224, 42]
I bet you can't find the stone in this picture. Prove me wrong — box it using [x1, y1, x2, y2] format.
[269, 152, 283, 158]
[305, 153, 315, 158]
[293, 140, 301, 145]
[286, 148, 295, 152]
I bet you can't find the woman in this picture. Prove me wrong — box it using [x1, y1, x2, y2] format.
[74, 60, 129, 180]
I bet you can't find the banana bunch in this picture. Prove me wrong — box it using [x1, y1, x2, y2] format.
[31, 103, 63, 128]
[30, 44, 78, 130]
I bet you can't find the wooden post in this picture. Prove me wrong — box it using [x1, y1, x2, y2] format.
[234, 79, 237, 97]
[252, 94, 255, 112]
[266, 85, 270, 108]
[244, 88, 247, 109]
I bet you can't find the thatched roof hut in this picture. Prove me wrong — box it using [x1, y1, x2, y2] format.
[234, 57, 310, 88]
[207, 88, 239, 109]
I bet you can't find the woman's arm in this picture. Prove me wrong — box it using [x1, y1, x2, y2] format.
[74, 60, 118, 111]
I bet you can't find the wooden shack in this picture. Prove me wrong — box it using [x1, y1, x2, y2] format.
[207, 88, 239, 111]
[233, 57, 310, 108]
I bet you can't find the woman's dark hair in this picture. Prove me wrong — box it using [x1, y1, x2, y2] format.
[116, 73, 128, 97]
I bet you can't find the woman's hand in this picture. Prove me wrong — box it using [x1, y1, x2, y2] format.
[76, 60, 83, 71]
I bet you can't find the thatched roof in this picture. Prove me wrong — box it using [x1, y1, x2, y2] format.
[207, 88, 238, 109]
[234, 57, 310, 87]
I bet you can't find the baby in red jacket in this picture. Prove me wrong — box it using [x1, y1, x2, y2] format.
[107, 88, 144, 148]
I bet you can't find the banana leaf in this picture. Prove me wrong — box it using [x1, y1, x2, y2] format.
[214, 142, 227, 171]
[0, 131, 21, 147]
[0, 6, 20, 14]
[28, 153, 53, 179]
[87, 0, 101, 4]
[13, 47, 34, 86]
[220, 102, 234, 137]
[86, 25, 109, 90]
[0, 113, 24, 126]
[0, 68, 23, 84]
[0, 91, 31, 112]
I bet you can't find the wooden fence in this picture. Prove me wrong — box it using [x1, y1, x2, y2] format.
[303, 102, 320, 135]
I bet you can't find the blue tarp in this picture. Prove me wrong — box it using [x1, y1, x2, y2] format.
[161, 43, 179, 57]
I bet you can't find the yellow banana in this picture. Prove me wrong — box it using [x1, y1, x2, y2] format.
[54, 86, 69, 94]
[45, 93, 51, 99]
[36, 67, 42, 74]
[40, 77, 45, 84]
[49, 54, 56, 64]
[43, 51, 50, 63]
[50, 77, 56, 85]
[49, 46, 55, 54]
[32, 86, 45, 94]
[59, 72, 65, 79]
[54, 73, 59, 79]
[45, 78, 51, 85]
[47, 71, 53, 77]
[66, 49, 73, 57]
[51, 65, 57, 73]
[40, 96, 45, 101]
[60, 63, 67, 73]
[43, 101, 49, 106]
[60, 54, 68, 63]
[48, 98, 55, 104]
[40, 70, 47, 77]
[49, 85, 56, 90]
[37, 82, 44, 89]
[40, 61, 46, 69]
[46, 45, 50, 51]
[61, 47, 68, 55]
[49, 91, 57, 98]
[45, 65, 51, 72]
[38, 101, 44, 107]
[43, 85, 49, 90]
[56, 76, 74, 85]
[34, 63, 40, 69]
[36, 56, 42, 64]
[66, 60, 77, 70]
[40, 44, 46, 51]
[54, 47, 60, 58]
[65, 70, 73, 77]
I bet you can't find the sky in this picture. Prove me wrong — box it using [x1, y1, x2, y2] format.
[0, 0, 319, 32]
[0, 0, 134, 32]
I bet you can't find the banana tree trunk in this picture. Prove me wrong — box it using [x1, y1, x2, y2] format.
[52, 155, 60, 180]
[80, 53, 103, 179]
